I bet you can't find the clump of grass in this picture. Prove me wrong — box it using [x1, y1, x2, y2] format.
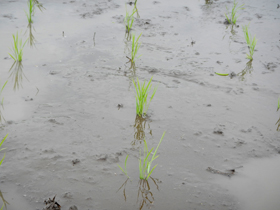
[117, 155, 129, 178]
[131, 33, 142, 63]
[9, 32, 28, 62]
[124, 6, 136, 34]
[139, 132, 165, 180]
[242, 24, 257, 60]
[25, 0, 35, 24]
[132, 77, 157, 117]
[225, 0, 244, 24]
[0, 134, 8, 166]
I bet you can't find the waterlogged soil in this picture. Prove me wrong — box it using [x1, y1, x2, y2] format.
[0, 0, 280, 209]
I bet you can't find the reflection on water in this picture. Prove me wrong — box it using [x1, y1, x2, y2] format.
[237, 60, 253, 81]
[0, 190, 9, 210]
[9, 61, 29, 91]
[0, 80, 8, 123]
[276, 117, 280, 131]
[117, 177, 159, 210]
[33, 0, 46, 12]
[25, 23, 36, 48]
[137, 178, 159, 210]
[117, 178, 129, 202]
[132, 115, 152, 145]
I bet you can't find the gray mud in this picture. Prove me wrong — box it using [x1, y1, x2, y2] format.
[0, 0, 280, 210]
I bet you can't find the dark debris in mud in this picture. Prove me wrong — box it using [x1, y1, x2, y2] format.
[43, 196, 61, 210]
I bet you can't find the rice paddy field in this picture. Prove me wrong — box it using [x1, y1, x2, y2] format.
[0, 0, 280, 209]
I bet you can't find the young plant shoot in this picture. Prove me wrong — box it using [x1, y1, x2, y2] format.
[9, 32, 28, 62]
[25, 0, 35, 24]
[131, 33, 142, 63]
[225, 0, 244, 24]
[124, 6, 136, 34]
[242, 24, 257, 60]
[139, 131, 165, 180]
[0, 134, 8, 166]
[132, 76, 157, 117]
[117, 155, 129, 178]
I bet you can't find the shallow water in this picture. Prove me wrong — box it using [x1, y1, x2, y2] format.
[0, 0, 280, 209]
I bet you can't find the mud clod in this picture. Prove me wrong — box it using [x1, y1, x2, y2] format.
[69, 206, 78, 210]
[72, 159, 80, 166]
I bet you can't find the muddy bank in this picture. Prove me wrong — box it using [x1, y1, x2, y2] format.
[0, 0, 280, 209]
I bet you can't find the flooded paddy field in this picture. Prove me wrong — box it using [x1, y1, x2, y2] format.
[0, 0, 280, 209]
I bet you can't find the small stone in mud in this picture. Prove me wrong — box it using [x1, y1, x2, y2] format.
[207, 104, 211, 107]
[117, 104, 123, 110]
[69, 206, 78, 210]
[72, 159, 80, 166]
[195, 52, 200, 55]
[213, 129, 223, 135]
[97, 154, 108, 161]
[63, 192, 73, 199]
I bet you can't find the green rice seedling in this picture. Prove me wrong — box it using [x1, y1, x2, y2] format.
[0, 134, 8, 166]
[225, 0, 244, 25]
[9, 32, 28, 62]
[117, 155, 129, 178]
[242, 24, 257, 60]
[131, 33, 142, 63]
[124, 6, 136, 34]
[139, 131, 165, 180]
[132, 76, 157, 117]
[25, 0, 35, 24]
[277, 97, 280, 111]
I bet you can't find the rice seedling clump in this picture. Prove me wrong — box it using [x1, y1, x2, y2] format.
[9, 32, 28, 62]
[242, 24, 257, 60]
[132, 76, 157, 117]
[225, 0, 244, 24]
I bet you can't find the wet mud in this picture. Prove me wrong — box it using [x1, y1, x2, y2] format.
[0, 0, 280, 209]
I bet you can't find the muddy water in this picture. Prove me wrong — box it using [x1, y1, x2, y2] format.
[0, 0, 280, 209]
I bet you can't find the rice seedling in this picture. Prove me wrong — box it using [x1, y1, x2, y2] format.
[277, 97, 280, 111]
[242, 24, 257, 60]
[139, 131, 165, 180]
[132, 76, 157, 117]
[131, 33, 142, 64]
[0, 134, 8, 166]
[25, 0, 35, 24]
[117, 155, 129, 178]
[9, 32, 28, 62]
[124, 6, 136, 34]
[225, 0, 244, 25]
